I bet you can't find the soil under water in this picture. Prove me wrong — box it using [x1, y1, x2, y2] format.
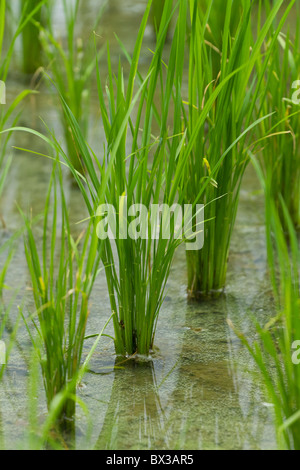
[1, 0, 295, 450]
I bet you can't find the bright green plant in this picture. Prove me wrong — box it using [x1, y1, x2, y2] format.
[0, 312, 110, 450]
[175, 0, 295, 299]
[0, 0, 48, 80]
[56, 0, 187, 356]
[17, 0, 195, 356]
[151, 0, 169, 37]
[20, 316, 111, 450]
[20, 164, 102, 434]
[54, 0, 275, 354]
[255, 0, 300, 229]
[197, 0, 241, 77]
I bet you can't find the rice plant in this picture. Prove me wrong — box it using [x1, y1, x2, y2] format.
[38, 0, 101, 173]
[230, 155, 300, 450]
[1, 313, 108, 449]
[56, 0, 187, 357]
[53, 0, 268, 355]
[20, 316, 110, 449]
[196, 0, 241, 77]
[21, 0, 49, 74]
[23, 0, 204, 357]
[151, 0, 168, 38]
[175, 0, 295, 299]
[255, 0, 300, 229]
[5, 0, 280, 356]
[20, 164, 103, 434]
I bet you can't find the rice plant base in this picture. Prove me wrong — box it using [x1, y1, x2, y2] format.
[186, 232, 228, 300]
[187, 286, 225, 302]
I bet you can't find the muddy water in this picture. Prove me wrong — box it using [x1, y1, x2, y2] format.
[0, 0, 288, 450]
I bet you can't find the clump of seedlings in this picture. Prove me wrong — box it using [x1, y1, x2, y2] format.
[20, 164, 102, 436]
[55, 0, 183, 356]
[31, 0, 205, 356]
[174, 0, 295, 299]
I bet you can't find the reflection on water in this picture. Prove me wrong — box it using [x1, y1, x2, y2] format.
[0, 0, 290, 450]
[94, 359, 166, 450]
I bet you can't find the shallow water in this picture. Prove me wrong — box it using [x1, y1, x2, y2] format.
[1, 0, 293, 450]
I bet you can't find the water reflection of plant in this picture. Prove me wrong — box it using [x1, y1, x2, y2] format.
[95, 358, 167, 450]
[164, 304, 275, 449]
